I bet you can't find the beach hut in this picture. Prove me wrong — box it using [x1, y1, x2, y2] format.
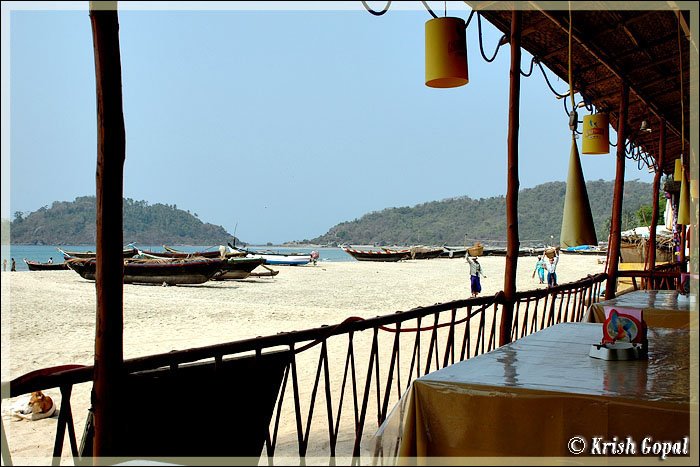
[1, 2, 696, 463]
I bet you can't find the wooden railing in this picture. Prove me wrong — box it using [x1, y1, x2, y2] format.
[617, 263, 686, 291]
[1, 273, 608, 465]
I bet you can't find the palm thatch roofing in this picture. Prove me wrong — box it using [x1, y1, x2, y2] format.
[468, 3, 693, 176]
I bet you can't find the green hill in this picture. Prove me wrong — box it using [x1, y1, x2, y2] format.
[9, 196, 237, 245]
[310, 179, 664, 246]
[8, 179, 663, 246]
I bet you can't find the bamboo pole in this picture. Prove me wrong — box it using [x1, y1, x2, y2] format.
[500, 9, 521, 347]
[605, 83, 629, 300]
[646, 118, 665, 270]
[89, 1, 126, 459]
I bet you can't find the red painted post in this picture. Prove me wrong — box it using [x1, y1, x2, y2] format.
[500, 9, 521, 347]
[605, 83, 629, 300]
[646, 119, 665, 270]
[89, 1, 126, 459]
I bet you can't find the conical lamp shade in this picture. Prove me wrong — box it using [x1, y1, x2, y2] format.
[425, 17, 468, 88]
[677, 169, 690, 225]
[561, 139, 598, 247]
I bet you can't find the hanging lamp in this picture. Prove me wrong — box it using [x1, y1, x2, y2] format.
[673, 158, 683, 181]
[560, 138, 598, 247]
[581, 113, 609, 154]
[677, 169, 690, 225]
[425, 17, 468, 88]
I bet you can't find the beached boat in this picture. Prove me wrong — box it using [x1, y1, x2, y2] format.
[23, 259, 70, 271]
[383, 246, 444, 260]
[439, 247, 468, 259]
[66, 257, 227, 285]
[560, 245, 607, 256]
[231, 246, 312, 266]
[211, 257, 267, 280]
[481, 247, 545, 257]
[342, 246, 409, 262]
[59, 246, 138, 260]
[160, 245, 246, 259]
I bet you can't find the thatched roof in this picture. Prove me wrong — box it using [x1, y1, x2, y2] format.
[468, 3, 692, 176]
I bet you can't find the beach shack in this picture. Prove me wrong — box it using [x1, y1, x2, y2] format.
[1, 2, 696, 464]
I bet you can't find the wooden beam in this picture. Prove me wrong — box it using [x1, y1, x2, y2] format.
[89, 1, 125, 459]
[500, 9, 521, 347]
[605, 83, 629, 300]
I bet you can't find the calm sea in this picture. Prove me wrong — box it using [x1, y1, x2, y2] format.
[1, 244, 355, 271]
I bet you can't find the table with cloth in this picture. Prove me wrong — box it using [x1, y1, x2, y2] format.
[373, 322, 690, 459]
[583, 290, 695, 329]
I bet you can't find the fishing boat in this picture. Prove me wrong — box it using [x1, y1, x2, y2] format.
[160, 245, 246, 259]
[560, 245, 608, 256]
[341, 246, 409, 262]
[211, 257, 267, 280]
[59, 246, 138, 260]
[231, 246, 312, 266]
[381, 246, 443, 260]
[66, 257, 227, 285]
[23, 259, 70, 271]
[439, 246, 468, 259]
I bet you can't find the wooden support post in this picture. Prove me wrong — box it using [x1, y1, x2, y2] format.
[605, 83, 629, 300]
[89, 1, 126, 460]
[646, 118, 665, 270]
[500, 9, 521, 347]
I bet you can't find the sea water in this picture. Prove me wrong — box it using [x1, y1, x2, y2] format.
[1, 244, 355, 271]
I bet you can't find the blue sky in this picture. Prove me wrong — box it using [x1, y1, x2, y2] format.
[2, 1, 655, 244]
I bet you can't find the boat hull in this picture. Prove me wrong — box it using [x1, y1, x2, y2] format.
[212, 258, 267, 280]
[23, 259, 70, 271]
[66, 258, 227, 285]
[342, 247, 409, 262]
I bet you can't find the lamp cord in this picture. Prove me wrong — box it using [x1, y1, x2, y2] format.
[568, 5, 576, 141]
[677, 13, 684, 159]
[360, 1, 391, 16]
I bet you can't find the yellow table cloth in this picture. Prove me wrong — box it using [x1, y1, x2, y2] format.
[390, 322, 689, 458]
[584, 290, 695, 329]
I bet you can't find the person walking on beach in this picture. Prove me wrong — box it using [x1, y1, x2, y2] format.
[466, 256, 486, 298]
[11, 258, 16, 272]
[545, 251, 559, 288]
[2, 259, 6, 271]
[532, 255, 546, 284]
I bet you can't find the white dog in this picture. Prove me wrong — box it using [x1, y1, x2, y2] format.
[12, 391, 56, 421]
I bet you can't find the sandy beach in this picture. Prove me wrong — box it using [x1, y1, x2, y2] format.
[1, 254, 605, 464]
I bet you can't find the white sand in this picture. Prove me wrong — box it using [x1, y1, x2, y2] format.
[1, 254, 605, 464]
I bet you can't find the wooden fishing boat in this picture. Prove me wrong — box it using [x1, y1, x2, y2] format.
[342, 246, 409, 262]
[66, 257, 227, 285]
[439, 247, 468, 258]
[383, 246, 444, 260]
[59, 246, 138, 260]
[211, 257, 267, 280]
[161, 245, 246, 259]
[23, 258, 69, 271]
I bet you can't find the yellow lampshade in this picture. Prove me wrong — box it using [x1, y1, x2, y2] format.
[581, 113, 609, 155]
[673, 158, 682, 181]
[677, 169, 690, 225]
[425, 17, 468, 88]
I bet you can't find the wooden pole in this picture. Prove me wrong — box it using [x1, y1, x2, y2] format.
[499, 9, 521, 347]
[605, 83, 629, 300]
[89, 1, 125, 459]
[646, 118, 665, 270]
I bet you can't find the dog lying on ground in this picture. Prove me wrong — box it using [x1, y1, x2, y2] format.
[12, 391, 56, 421]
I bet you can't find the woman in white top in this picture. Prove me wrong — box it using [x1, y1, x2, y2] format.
[545, 251, 559, 287]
